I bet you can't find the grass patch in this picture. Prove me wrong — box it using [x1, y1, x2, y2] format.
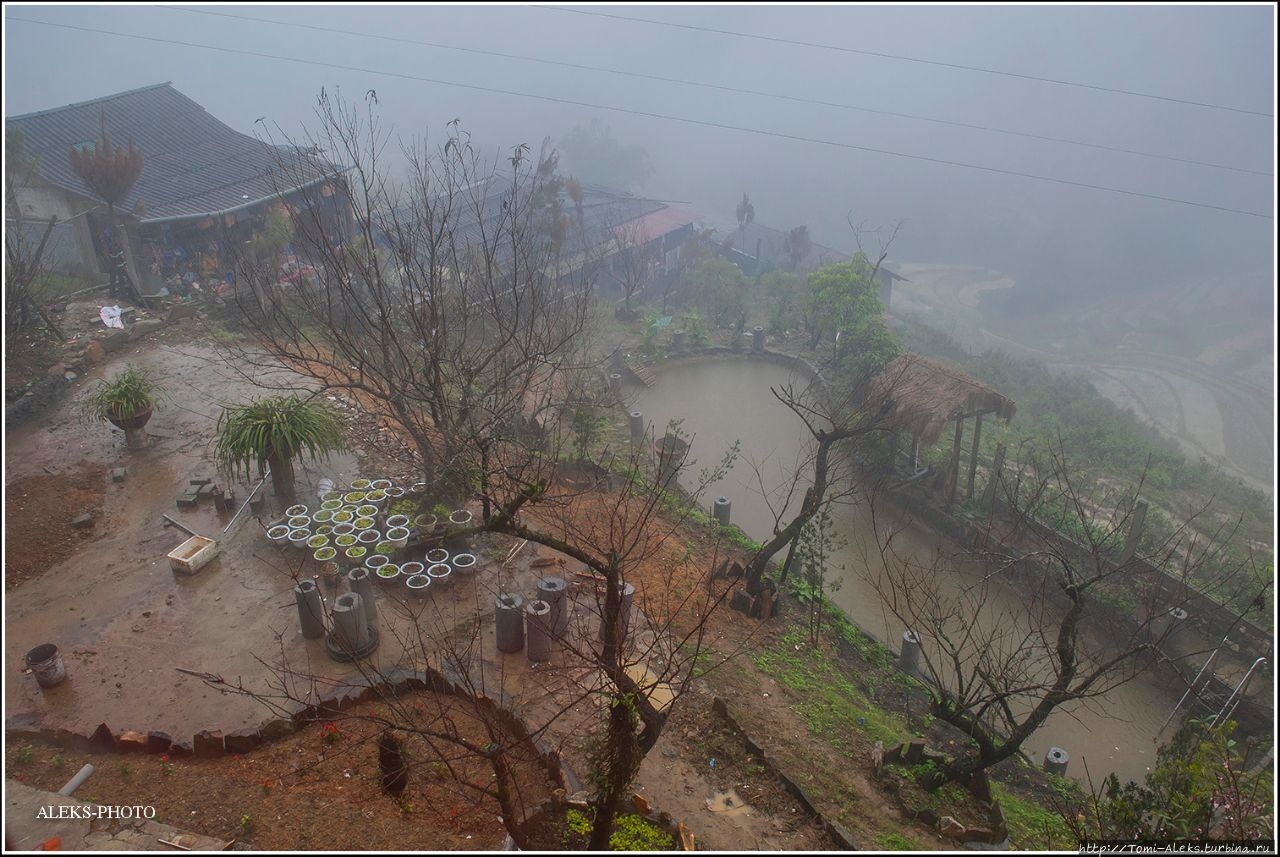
[874, 831, 918, 851]
[991, 781, 1074, 849]
[754, 626, 906, 748]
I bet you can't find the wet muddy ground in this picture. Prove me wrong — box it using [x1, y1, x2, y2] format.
[4, 341, 610, 745]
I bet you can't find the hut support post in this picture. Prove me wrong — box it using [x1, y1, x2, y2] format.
[945, 415, 965, 511]
[983, 443, 1007, 515]
[966, 413, 984, 499]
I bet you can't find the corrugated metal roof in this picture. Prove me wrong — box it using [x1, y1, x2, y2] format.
[6, 83, 334, 222]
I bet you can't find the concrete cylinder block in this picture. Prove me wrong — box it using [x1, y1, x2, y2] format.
[600, 581, 637, 643]
[752, 326, 765, 353]
[346, 567, 377, 629]
[712, 496, 732, 526]
[495, 593, 525, 653]
[629, 411, 645, 444]
[899, 629, 922, 674]
[608, 373, 623, 395]
[526, 599, 553, 662]
[672, 329, 687, 353]
[537, 576, 570, 636]
[332, 593, 370, 652]
[294, 580, 327, 639]
[1043, 746, 1069, 776]
[620, 581, 636, 637]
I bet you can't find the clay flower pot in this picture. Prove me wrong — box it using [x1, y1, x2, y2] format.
[107, 405, 153, 432]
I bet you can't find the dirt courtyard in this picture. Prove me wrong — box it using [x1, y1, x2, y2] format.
[3, 340, 603, 745]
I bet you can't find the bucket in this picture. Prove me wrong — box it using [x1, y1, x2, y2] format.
[26, 643, 67, 688]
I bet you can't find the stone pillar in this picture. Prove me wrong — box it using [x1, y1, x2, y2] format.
[1043, 747, 1069, 776]
[629, 411, 645, 444]
[712, 496, 731, 526]
[608, 373, 623, 395]
[495, 593, 525, 653]
[294, 579, 327, 639]
[752, 326, 765, 353]
[537, 576, 570, 636]
[899, 630, 921, 674]
[1120, 499, 1149, 563]
[672, 330, 687, 353]
[526, 600, 553, 662]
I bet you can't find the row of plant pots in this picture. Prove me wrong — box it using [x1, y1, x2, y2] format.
[267, 505, 473, 550]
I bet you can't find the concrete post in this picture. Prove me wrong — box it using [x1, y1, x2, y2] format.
[599, 581, 637, 642]
[899, 630, 921, 674]
[712, 496, 731, 526]
[537, 576, 570, 636]
[526, 600, 553, 662]
[629, 411, 645, 444]
[620, 581, 635, 639]
[1120, 499, 1149, 563]
[672, 330, 687, 353]
[346, 567, 377, 630]
[495, 593, 525, 653]
[752, 326, 765, 353]
[1043, 747, 1069, 776]
[608, 373, 623, 395]
[332, 593, 370, 652]
[294, 580, 327, 639]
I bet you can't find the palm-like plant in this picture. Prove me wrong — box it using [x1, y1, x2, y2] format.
[214, 395, 344, 505]
[80, 363, 165, 449]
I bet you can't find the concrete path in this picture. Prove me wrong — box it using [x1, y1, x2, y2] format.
[5, 780, 229, 851]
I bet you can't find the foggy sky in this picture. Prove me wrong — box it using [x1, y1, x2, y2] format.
[4, 3, 1275, 301]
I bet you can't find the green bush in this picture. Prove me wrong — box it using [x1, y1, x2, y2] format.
[609, 813, 674, 851]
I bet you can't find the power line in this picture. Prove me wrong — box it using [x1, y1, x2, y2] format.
[156, 4, 1272, 178]
[535, 5, 1274, 119]
[6, 16, 1270, 220]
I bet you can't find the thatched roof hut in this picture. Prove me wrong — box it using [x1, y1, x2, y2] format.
[869, 354, 1016, 445]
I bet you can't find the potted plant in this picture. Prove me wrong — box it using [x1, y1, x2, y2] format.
[80, 364, 166, 450]
[214, 394, 344, 507]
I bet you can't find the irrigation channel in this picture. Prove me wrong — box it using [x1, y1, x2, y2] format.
[629, 355, 1178, 786]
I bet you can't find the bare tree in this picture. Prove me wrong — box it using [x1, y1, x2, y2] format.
[229, 91, 596, 512]
[783, 224, 811, 272]
[213, 91, 744, 846]
[5, 131, 64, 350]
[608, 216, 659, 320]
[735, 192, 754, 258]
[862, 440, 1256, 787]
[68, 113, 145, 303]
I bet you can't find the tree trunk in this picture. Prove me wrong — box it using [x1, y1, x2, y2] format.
[268, 450, 296, 505]
[588, 689, 642, 851]
[488, 748, 528, 849]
